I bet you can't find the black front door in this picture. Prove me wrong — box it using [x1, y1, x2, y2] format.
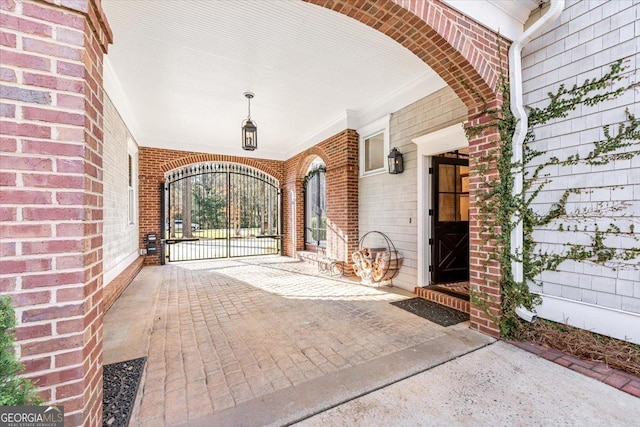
[432, 156, 469, 283]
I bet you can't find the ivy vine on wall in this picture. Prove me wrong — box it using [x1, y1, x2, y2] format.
[467, 58, 640, 337]
[302, 165, 326, 192]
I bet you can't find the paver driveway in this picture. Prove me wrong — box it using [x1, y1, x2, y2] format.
[103, 256, 490, 426]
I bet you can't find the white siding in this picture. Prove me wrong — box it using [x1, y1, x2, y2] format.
[522, 0, 639, 341]
[359, 87, 467, 291]
[103, 94, 140, 285]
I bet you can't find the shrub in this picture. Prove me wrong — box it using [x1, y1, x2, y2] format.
[0, 296, 42, 406]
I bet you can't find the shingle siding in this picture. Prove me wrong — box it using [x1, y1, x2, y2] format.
[522, 0, 640, 313]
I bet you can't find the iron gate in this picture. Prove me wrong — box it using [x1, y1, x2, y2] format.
[163, 162, 281, 262]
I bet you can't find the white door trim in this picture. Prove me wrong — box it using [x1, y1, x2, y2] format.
[412, 123, 468, 286]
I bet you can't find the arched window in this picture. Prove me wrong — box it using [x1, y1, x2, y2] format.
[303, 160, 326, 249]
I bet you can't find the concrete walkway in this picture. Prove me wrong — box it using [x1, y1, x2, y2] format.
[296, 341, 640, 426]
[103, 256, 639, 426]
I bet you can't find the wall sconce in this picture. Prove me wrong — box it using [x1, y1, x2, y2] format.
[241, 92, 257, 151]
[387, 147, 404, 174]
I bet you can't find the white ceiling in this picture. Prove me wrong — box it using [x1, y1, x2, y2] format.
[102, 0, 447, 161]
[102, 1, 540, 160]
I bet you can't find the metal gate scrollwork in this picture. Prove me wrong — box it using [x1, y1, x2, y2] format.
[163, 162, 281, 261]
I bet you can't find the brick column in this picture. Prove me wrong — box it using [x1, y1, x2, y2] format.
[0, 0, 111, 425]
[467, 103, 502, 337]
[281, 173, 304, 257]
[283, 130, 359, 264]
[324, 130, 359, 264]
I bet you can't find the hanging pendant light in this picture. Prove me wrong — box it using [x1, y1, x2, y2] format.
[241, 92, 257, 151]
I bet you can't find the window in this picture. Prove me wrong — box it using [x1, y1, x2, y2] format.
[437, 163, 469, 221]
[128, 153, 136, 224]
[364, 132, 385, 172]
[358, 115, 390, 176]
[304, 160, 326, 247]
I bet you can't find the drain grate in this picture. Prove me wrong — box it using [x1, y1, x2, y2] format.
[103, 357, 146, 427]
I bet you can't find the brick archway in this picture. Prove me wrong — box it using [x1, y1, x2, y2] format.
[283, 130, 359, 263]
[296, 147, 329, 181]
[139, 148, 285, 265]
[161, 153, 283, 182]
[308, 0, 506, 336]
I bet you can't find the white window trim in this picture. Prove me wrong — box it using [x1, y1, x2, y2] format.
[358, 115, 390, 177]
[127, 140, 138, 226]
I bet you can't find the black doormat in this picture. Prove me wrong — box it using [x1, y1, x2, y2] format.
[103, 357, 146, 427]
[391, 298, 470, 326]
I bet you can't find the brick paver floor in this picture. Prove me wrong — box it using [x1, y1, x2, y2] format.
[105, 256, 457, 426]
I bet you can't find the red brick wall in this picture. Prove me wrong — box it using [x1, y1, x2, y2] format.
[466, 103, 504, 337]
[138, 148, 285, 264]
[139, 130, 359, 267]
[0, 0, 112, 425]
[283, 130, 359, 264]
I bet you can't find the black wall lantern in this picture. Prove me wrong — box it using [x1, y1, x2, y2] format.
[387, 147, 404, 174]
[242, 92, 257, 151]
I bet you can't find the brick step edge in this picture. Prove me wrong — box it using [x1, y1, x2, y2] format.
[414, 287, 470, 314]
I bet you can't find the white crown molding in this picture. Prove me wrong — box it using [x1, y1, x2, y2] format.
[284, 71, 446, 159]
[412, 122, 468, 156]
[283, 110, 354, 160]
[489, 0, 541, 24]
[352, 70, 446, 130]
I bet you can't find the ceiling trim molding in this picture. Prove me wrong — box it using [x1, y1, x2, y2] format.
[351, 70, 446, 130]
[284, 71, 446, 159]
[284, 109, 354, 160]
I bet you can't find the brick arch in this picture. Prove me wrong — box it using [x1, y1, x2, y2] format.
[138, 147, 285, 266]
[161, 153, 283, 184]
[306, 0, 507, 108]
[296, 147, 329, 180]
[305, 1, 507, 336]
